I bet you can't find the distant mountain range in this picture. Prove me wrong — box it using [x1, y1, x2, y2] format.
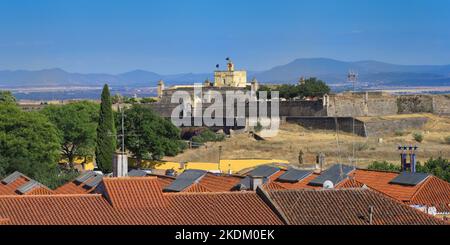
[1, 58, 450, 88]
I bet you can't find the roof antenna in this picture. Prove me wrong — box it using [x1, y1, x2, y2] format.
[348, 70, 358, 170]
[116, 98, 125, 156]
[332, 96, 344, 178]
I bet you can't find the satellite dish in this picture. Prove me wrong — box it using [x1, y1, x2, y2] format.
[323, 180, 334, 189]
[427, 207, 437, 216]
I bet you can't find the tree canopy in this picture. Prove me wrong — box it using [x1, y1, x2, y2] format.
[95, 84, 117, 173]
[367, 161, 401, 172]
[0, 104, 61, 182]
[121, 104, 184, 167]
[368, 157, 450, 182]
[258, 77, 330, 100]
[417, 157, 450, 182]
[41, 101, 99, 169]
[0, 91, 16, 104]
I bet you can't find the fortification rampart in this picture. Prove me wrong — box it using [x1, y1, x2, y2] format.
[361, 116, 429, 137]
[325, 92, 398, 117]
[285, 117, 367, 137]
[432, 95, 450, 115]
[148, 90, 449, 137]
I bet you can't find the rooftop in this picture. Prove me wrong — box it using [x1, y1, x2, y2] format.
[267, 188, 446, 225]
[0, 176, 444, 225]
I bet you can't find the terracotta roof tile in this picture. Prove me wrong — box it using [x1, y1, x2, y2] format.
[193, 174, 242, 192]
[0, 177, 284, 225]
[54, 181, 95, 194]
[155, 175, 175, 189]
[54, 174, 102, 194]
[350, 169, 419, 201]
[184, 183, 213, 192]
[162, 192, 283, 225]
[25, 187, 55, 195]
[271, 171, 322, 190]
[259, 168, 450, 212]
[0, 176, 29, 195]
[98, 177, 167, 209]
[96, 177, 283, 224]
[0, 174, 54, 196]
[263, 181, 286, 190]
[1, 176, 446, 225]
[268, 188, 446, 225]
[0, 194, 121, 225]
[408, 176, 450, 211]
[336, 178, 366, 188]
[348, 169, 450, 209]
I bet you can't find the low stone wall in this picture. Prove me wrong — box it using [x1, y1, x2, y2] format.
[149, 100, 326, 118]
[397, 95, 434, 114]
[432, 95, 450, 115]
[279, 100, 326, 117]
[285, 117, 367, 137]
[326, 92, 398, 117]
[363, 117, 429, 137]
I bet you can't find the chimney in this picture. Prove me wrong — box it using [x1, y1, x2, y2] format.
[249, 176, 264, 191]
[315, 152, 325, 172]
[112, 152, 128, 177]
[368, 205, 374, 225]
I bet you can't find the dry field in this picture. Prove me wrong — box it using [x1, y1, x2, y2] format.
[165, 114, 450, 169]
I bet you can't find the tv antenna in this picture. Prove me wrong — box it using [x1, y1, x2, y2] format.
[347, 70, 358, 169]
[111, 98, 141, 157]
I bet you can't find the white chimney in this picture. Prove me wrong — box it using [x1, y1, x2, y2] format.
[249, 176, 264, 191]
[113, 153, 128, 177]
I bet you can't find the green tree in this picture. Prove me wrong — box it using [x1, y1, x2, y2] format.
[95, 84, 117, 173]
[265, 77, 330, 100]
[367, 161, 401, 172]
[0, 91, 16, 104]
[122, 104, 183, 168]
[417, 157, 450, 182]
[0, 104, 61, 181]
[191, 129, 225, 143]
[140, 97, 157, 104]
[256, 85, 273, 99]
[111, 93, 122, 104]
[37, 167, 80, 189]
[368, 157, 450, 183]
[299, 77, 330, 97]
[278, 84, 300, 99]
[41, 101, 99, 169]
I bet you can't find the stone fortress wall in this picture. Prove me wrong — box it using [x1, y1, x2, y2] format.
[149, 90, 450, 137]
[149, 58, 450, 136]
[151, 90, 450, 118]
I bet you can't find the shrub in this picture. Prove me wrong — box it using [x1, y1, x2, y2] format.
[395, 129, 405, 136]
[191, 129, 225, 143]
[417, 157, 450, 182]
[140, 97, 157, 104]
[254, 122, 263, 132]
[353, 142, 369, 152]
[413, 131, 424, 143]
[368, 161, 401, 172]
[444, 136, 450, 145]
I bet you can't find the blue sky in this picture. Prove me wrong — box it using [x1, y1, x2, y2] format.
[1, 0, 450, 74]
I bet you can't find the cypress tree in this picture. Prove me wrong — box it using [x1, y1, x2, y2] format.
[95, 84, 116, 172]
